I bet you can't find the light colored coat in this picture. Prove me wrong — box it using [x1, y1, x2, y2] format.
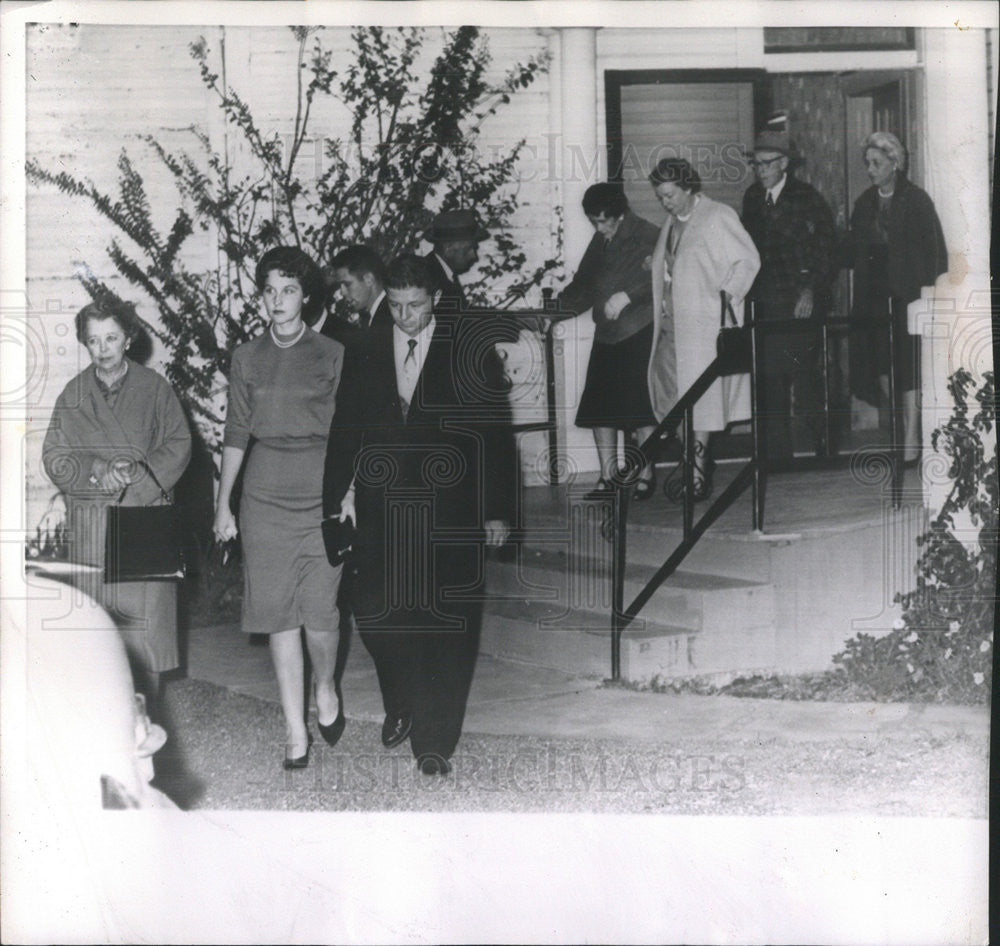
[647, 195, 760, 431]
[41, 360, 191, 672]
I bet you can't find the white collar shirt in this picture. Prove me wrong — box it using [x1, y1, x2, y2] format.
[434, 253, 457, 285]
[767, 174, 788, 205]
[367, 289, 386, 324]
[394, 316, 436, 406]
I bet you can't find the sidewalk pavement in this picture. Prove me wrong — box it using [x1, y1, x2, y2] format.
[184, 621, 989, 744]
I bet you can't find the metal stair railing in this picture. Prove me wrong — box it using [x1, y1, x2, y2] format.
[606, 301, 903, 681]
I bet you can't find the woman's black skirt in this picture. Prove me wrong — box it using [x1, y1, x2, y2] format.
[853, 244, 919, 398]
[576, 323, 656, 429]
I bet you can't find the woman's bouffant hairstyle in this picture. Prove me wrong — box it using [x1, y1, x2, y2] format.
[582, 182, 630, 219]
[385, 253, 438, 296]
[862, 131, 908, 174]
[255, 246, 327, 323]
[648, 157, 703, 194]
[74, 298, 142, 345]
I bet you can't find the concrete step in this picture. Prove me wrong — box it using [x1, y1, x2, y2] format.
[479, 597, 777, 683]
[487, 545, 775, 632]
[520, 498, 790, 582]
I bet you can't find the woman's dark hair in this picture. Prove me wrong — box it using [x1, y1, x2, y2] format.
[385, 253, 437, 296]
[582, 182, 629, 218]
[648, 157, 702, 194]
[74, 299, 142, 344]
[255, 246, 326, 323]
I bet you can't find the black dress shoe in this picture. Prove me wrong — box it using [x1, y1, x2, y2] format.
[283, 734, 313, 770]
[381, 713, 412, 749]
[417, 754, 451, 776]
[318, 707, 346, 748]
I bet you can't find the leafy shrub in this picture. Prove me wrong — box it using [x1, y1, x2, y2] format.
[27, 25, 558, 450]
[833, 369, 996, 704]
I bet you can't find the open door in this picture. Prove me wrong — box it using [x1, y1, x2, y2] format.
[841, 70, 919, 205]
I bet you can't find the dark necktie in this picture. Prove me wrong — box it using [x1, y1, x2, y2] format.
[400, 340, 418, 420]
[765, 191, 774, 210]
[359, 308, 370, 330]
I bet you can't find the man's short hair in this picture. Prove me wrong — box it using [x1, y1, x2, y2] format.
[330, 245, 386, 285]
[582, 183, 629, 219]
[385, 254, 437, 296]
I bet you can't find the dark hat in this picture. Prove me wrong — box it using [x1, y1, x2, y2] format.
[753, 130, 794, 157]
[424, 209, 490, 244]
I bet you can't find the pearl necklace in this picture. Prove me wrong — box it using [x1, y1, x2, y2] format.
[96, 361, 128, 386]
[675, 194, 700, 222]
[270, 323, 306, 348]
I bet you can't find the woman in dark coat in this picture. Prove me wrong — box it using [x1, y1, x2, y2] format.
[42, 299, 192, 716]
[557, 183, 661, 499]
[845, 131, 948, 462]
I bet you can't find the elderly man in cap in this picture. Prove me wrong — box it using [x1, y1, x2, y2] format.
[422, 208, 490, 312]
[741, 130, 837, 462]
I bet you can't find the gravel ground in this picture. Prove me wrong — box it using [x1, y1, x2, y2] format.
[153, 678, 987, 817]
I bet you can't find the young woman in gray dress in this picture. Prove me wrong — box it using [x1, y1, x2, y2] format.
[213, 247, 346, 769]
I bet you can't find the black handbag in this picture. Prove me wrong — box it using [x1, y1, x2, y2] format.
[321, 515, 356, 567]
[715, 291, 753, 376]
[104, 465, 185, 583]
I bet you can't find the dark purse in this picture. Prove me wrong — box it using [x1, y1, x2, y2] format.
[321, 515, 356, 567]
[104, 464, 185, 583]
[715, 290, 753, 376]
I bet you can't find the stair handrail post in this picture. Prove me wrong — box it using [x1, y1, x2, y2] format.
[887, 299, 901, 509]
[748, 300, 764, 532]
[610, 479, 629, 682]
[820, 318, 832, 459]
[683, 406, 695, 537]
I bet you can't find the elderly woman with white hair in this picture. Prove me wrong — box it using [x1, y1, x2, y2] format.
[845, 130, 948, 464]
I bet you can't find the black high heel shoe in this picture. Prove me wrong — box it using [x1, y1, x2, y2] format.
[691, 458, 714, 502]
[283, 733, 314, 770]
[318, 706, 346, 748]
[583, 477, 615, 500]
[634, 470, 657, 501]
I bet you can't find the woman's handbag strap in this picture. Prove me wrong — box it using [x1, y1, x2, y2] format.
[115, 459, 171, 505]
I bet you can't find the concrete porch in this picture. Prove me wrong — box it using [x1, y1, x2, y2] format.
[481, 462, 927, 682]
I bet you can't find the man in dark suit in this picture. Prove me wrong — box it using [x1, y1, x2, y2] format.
[320, 245, 391, 346]
[323, 254, 516, 776]
[742, 130, 837, 462]
[421, 209, 490, 313]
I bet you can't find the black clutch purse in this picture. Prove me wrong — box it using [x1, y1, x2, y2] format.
[104, 465, 185, 583]
[715, 291, 753, 377]
[321, 516, 356, 567]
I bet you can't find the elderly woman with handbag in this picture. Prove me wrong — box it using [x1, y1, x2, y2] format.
[42, 299, 192, 717]
[213, 246, 346, 770]
[845, 131, 947, 464]
[646, 157, 760, 500]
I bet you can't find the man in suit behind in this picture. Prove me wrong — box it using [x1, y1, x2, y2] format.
[320, 244, 391, 346]
[323, 254, 516, 776]
[421, 209, 490, 313]
[741, 130, 837, 462]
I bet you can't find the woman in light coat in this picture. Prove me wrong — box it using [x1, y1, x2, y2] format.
[43, 299, 192, 716]
[646, 157, 760, 499]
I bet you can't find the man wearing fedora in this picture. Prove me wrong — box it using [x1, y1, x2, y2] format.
[422, 208, 490, 312]
[741, 129, 837, 462]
